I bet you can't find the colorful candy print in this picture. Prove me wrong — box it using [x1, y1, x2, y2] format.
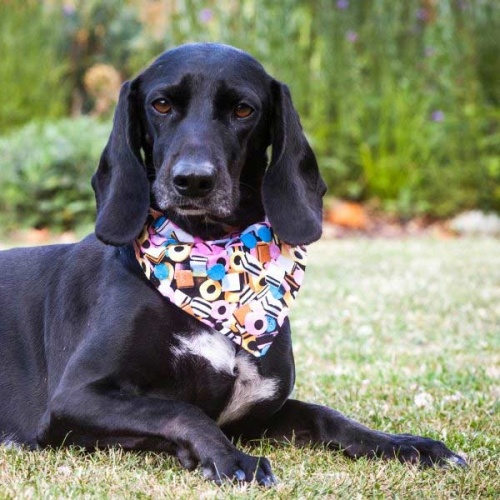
[134, 210, 308, 357]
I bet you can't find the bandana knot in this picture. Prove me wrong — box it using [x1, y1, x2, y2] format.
[134, 210, 307, 357]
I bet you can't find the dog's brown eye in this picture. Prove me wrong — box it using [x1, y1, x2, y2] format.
[152, 99, 172, 114]
[235, 103, 254, 119]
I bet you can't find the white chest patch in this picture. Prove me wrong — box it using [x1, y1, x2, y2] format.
[172, 330, 279, 426]
[172, 328, 236, 374]
[216, 354, 279, 426]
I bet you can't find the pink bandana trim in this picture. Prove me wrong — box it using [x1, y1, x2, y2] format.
[134, 210, 307, 357]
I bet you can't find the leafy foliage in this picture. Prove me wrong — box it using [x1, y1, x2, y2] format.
[0, 1, 70, 133]
[0, 118, 110, 232]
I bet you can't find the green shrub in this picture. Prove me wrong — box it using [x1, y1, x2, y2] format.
[0, 118, 110, 232]
[0, 1, 70, 133]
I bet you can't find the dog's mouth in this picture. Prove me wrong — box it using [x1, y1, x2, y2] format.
[163, 199, 240, 240]
[166, 193, 235, 220]
[174, 204, 207, 216]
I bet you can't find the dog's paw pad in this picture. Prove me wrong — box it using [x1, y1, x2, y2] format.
[233, 469, 246, 481]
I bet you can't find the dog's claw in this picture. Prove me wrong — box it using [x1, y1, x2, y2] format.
[259, 474, 277, 487]
[445, 454, 468, 468]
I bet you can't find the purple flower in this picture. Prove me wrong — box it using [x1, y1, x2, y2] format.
[62, 3, 76, 16]
[431, 110, 445, 122]
[416, 8, 428, 21]
[346, 31, 358, 43]
[425, 46, 435, 57]
[198, 8, 213, 24]
[337, 0, 349, 9]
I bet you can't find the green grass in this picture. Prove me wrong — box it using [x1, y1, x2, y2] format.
[1, 237, 499, 498]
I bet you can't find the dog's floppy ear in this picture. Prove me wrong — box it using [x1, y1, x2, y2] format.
[92, 80, 149, 246]
[262, 81, 326, 245]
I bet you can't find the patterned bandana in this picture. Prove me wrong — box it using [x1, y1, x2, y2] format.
[134, 210, 308, 357]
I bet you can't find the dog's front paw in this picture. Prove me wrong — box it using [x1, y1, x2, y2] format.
[390, 434, 467, 467]
[201, 450, 276, 486]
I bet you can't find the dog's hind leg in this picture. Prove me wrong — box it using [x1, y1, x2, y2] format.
[226, 399, 466, 467]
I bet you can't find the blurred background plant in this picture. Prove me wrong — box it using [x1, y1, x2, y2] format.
[0, 118, 110, 232]
[0, 0, 498, 233]
[0, 1, 70, 132]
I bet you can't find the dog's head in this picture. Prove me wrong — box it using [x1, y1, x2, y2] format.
[92, 43, 326, 246]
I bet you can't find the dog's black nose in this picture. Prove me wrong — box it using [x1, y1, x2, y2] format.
[172, 162, 215, 198]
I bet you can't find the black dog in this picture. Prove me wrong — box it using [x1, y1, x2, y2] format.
[0, 43, 465, 485]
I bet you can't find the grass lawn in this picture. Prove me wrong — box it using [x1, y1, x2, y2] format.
[1, 237, 498, 498]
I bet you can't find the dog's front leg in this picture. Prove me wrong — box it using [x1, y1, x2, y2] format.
[37, 387, 275, 485]
[233, 399, 466, 467]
